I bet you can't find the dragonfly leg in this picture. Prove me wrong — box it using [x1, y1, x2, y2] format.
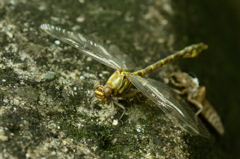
[168, 72, 193, 89]
[135, 94, 143, 102]
[114, 101, 126, 120]
[187, 95, 203, 125]
[168, 74, 186, 87]
[171, 87, 189, 97]
[90, 97, 99, 113]
[187, 86, 206, 124]
[117, 90, 143, 102]
[179, 88, 189, 95]
[103, 100, 115, 122]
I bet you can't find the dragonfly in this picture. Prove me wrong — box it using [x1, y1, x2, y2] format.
[40, 24, 210, 138]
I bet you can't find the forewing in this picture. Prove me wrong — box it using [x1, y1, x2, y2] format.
[40, 24, 135, 71]
[127, 74, 210, 138]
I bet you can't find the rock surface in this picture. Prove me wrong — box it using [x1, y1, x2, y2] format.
[1, 0, 235, 158]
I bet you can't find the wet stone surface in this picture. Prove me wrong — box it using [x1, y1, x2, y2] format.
[0, 0, 225, 158]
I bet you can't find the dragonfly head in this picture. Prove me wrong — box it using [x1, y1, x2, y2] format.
[94, 82, 113, 102]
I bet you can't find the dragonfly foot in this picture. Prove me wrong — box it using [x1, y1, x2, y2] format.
[114, 101, 126, 120]
[90, 97, 98, 114]
[102, 100, 115, 123]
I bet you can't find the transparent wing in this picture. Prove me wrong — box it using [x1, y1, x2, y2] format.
[127, 74, 210, 138]
[40, 24, 135, 71]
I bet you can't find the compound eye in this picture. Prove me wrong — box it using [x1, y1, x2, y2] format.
[104, 87, 112, 96]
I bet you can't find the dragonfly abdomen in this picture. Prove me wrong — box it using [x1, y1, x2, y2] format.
[133, 43, 208, 77]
